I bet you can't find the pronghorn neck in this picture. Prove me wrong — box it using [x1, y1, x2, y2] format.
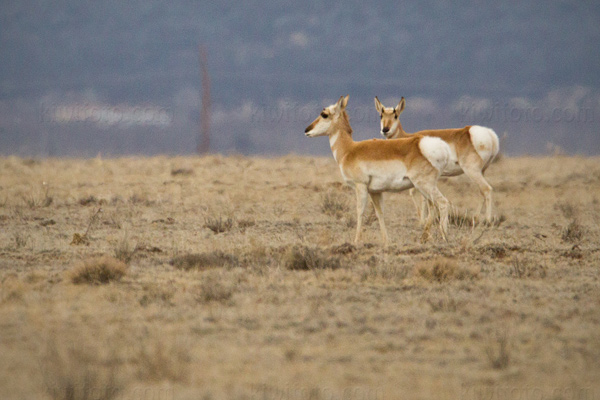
[390, 122, 411, 139]
[329, 114, 353, 163]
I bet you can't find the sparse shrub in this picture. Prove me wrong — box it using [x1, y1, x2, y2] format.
[484, 244, 507, 259]
[129, 193, 153, 206]
[113, 235, 136, 264]
[485, 330, 511, 369]
[1, 275, 25, 303]
[237, 218, 256, 232]
[360, 263, 409, 282]
[70, 256, 127, 285]
[330, 242, 356, 255]
[171, 251, 239, 271]
[139, 283, 176, 307]
[204, 215, 234, 233]
[320, 190, 347, 218]
[40, 336, 122, 400]
[427, 296, 460, 312]
[561, 218, 584, 243]
[510, 257, 547, 279]
[79, 195, 98, 206]
[14, 231, 28, 249]
[170, 168, 194, 176]
[415, 257, 479, 282]
[193, 275, 234, 304]
[283, 245, 341, 271]
[136, 338, 190, 382]
[556, 201, 576, 219]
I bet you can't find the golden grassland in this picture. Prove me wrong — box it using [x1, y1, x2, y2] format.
[0, 154, 599, 400]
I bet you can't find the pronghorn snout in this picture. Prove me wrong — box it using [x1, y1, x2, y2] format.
[382, 127, 390, 134]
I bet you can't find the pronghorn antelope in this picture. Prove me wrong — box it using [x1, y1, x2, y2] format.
[305, 95, 451, 244]
[374, 96, 500, 223]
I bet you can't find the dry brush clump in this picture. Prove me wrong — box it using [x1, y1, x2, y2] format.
[282, 245, 342, 271]
[192, 274, 235, 304]
[561, 219, 585, 243]
[171, 251, 239, 271]
[203, 215, 235, 234]
[40, 336, 122, 400]
[485, 329, 512, 370]
[415, 257, 480, 283]
[69, 256, 127, 285]
[320, 190, 348, 219]
[509, 257, 547, 279]
[136, 337, 191, 383]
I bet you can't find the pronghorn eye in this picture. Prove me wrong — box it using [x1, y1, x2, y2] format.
[380, 114, 383, 120]
[394, 115, 398, 120]
[321, 112, 328, 118]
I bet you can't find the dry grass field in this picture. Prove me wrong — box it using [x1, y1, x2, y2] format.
[1, 154, 599, 400]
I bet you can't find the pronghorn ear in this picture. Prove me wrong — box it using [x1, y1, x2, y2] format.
[340, 95, 349, 110]
[374, 96, 383, 113]
[397, 97, 406, 114]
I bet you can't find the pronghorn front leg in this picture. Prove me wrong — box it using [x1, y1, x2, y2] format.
[369, 192, 388, 245]
[354, 184, 369, 244]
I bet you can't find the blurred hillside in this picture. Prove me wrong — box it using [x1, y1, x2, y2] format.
[1, 1, 599, 156]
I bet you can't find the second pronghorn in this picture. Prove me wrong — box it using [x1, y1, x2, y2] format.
[305, 95, 451, 245]
[374, 96, 500, 223]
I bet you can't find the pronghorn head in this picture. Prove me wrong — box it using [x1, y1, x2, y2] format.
[374, 96, 405, 138]
[305, 95, 350, 137]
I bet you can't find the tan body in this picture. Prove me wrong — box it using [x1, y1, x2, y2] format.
[305, 96, 451, 244]
[375, 97, 500, 222]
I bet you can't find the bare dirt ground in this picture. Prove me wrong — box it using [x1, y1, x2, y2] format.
[1, 154, 599, 400]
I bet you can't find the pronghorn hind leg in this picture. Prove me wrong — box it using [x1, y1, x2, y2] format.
[409, 188, 424, 224]
[369, 192, 388, 245]
[354, 184, 369, 244]
[462, 164, 493, 223]
[411, 179, 449, 242]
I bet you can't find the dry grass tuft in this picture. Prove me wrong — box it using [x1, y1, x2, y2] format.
[171, 251, 239, 271]
[204, 215, 235, 234]
[556, 201, 576, 219]
[320, 190, 348, 218]
[361, 262, 409, 282]
[415, 257, 479, 282]
[113, 235, 136, 264]
[283, 245, 342, 271]
[136, 338, 191, 382]
[561, 218, 584, 243]
[170, 168, 194, 176]
[70, 256, 127, 285]
[79, 195, 99, 206]
[40, 337, 122, 400]
[510, 257, 547, 279]
[193, 274, 235, 304]
[1, 275, 25, 303]
[14, 231, 28, 249]
[485, 330, 511, 370]
[139, 283, 176, 307]
[330, 242, 356, 255]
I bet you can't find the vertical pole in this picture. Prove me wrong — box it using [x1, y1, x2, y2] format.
[198, 44, 211, 154]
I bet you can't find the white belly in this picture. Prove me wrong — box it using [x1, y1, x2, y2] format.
[360, 160, 412, 193]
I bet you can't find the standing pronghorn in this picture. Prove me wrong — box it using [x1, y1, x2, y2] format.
[305, 95, 452, 244]
[374, 97, 500, 223]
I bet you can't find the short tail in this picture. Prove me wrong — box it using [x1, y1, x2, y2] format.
[469, 125, 499, 166]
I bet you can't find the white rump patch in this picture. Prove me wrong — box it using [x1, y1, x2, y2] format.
[419, 136, 451, 173]
[469, 125, 500, 165]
